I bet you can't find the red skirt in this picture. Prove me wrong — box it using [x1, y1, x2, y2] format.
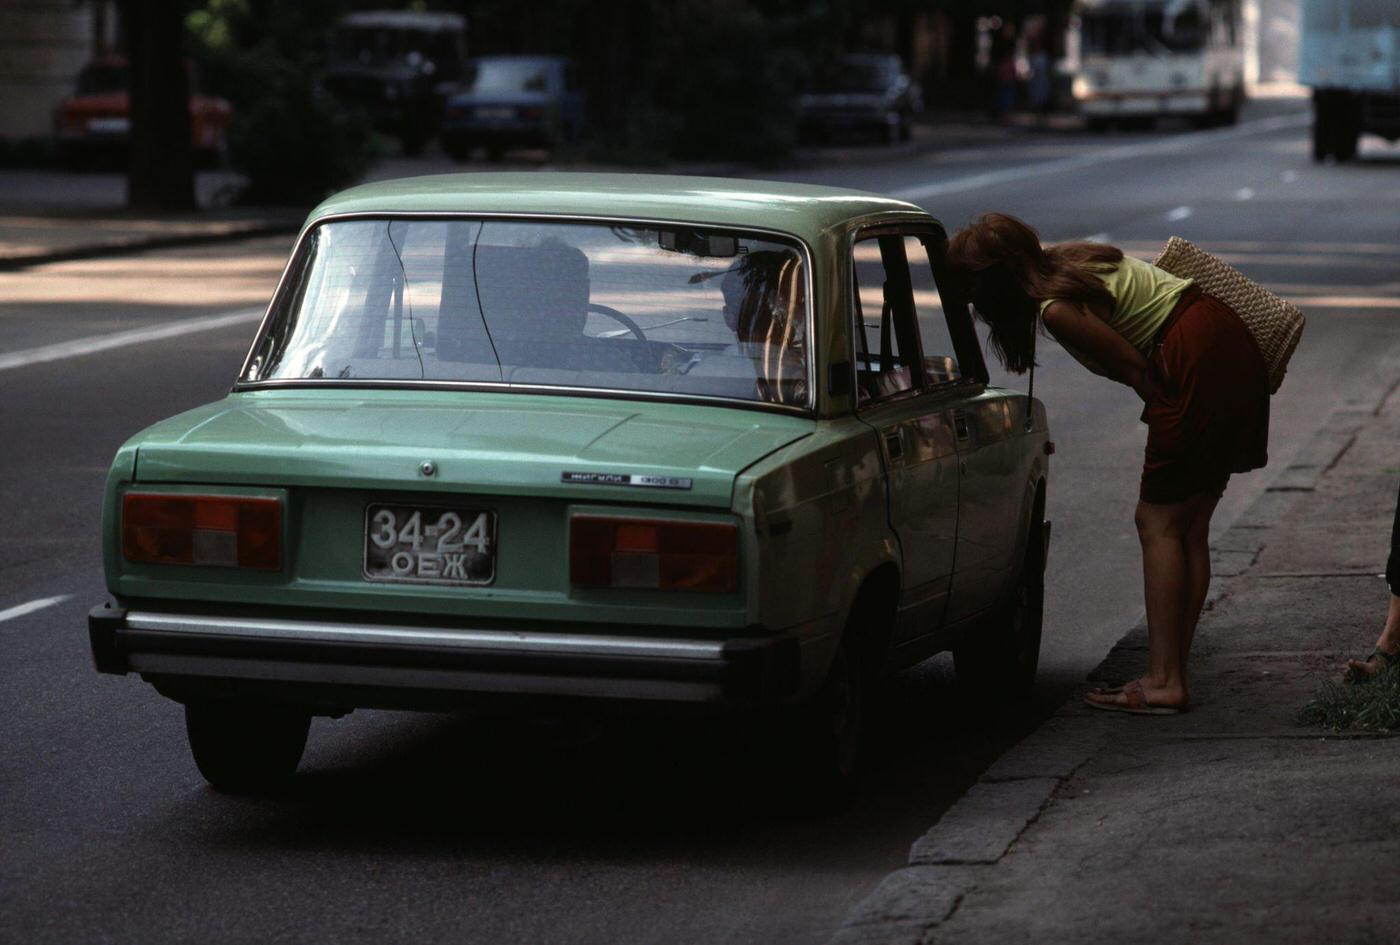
[1140, 286, 1270, 504]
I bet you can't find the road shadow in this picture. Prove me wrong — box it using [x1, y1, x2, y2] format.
[181, 656, 1058, 864]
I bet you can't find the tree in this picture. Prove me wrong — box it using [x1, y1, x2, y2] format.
[124, 0, 196, 211]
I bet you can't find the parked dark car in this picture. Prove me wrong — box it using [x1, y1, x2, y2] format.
[323, 10, 467, 155]
[799, 53, 924, 145]
[440, 56, 584, 161]
[52, 58, 233, 166]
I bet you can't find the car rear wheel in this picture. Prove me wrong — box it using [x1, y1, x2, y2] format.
[792, 634, 864, 800]
[954, 519, 1046, 703]
[185, 701, 311, 794]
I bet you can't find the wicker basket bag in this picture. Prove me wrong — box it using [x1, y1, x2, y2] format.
[1153, 236, 1305, 394]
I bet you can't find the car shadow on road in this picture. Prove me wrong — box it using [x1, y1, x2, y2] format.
[185, 657, 1055, 865]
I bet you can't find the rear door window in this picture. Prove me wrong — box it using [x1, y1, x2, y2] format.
[852, 235, 922, 403]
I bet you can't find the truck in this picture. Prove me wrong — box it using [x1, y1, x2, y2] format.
[1301, 0, 1400, 162]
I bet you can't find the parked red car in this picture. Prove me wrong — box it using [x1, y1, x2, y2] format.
[52, 58, 233, 165]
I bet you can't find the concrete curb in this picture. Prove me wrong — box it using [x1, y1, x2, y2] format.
[826, 337, 1400, 945]
[0, 219, 301, 272]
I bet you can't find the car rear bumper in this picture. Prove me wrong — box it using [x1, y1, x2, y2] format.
[89, 603, 803, 706]
[1078, 92, 1211, 116]
[440, 123, 556, 146]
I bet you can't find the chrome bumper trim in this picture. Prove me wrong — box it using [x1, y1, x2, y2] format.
[122, 611, 727, 662]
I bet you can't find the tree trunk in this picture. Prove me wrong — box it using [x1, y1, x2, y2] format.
[124, 0, 196, 211]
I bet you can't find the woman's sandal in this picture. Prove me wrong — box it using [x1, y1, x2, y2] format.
[1345, 647, 1398, 683]
[1083, 679, 1185, 716]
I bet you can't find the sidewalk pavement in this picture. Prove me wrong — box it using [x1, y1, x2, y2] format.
[0, 115, 1002, 271]
[0, 205, 302, 273]
[833, 343, 1400, 945]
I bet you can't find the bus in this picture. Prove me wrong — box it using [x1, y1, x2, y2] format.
[1069, 0, 1246, 129]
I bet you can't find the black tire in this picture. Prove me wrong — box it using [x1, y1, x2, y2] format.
[794, 634, 865, 800]
[1313, 91, 1336, 162]
[954, 517, 1046, 702]
[1333, 111, 1360, 162]
[1085, 116, 1112, 133]
[185, 701, 311, 794]
[1219, 92, 1240, 126]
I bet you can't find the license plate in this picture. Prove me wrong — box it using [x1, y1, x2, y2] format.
[87, 117, 130, 134]
[363, 504, 496, 586]
[475, 107, 515, 121]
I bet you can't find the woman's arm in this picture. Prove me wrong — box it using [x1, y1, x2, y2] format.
[1042, 300, 1166, 404]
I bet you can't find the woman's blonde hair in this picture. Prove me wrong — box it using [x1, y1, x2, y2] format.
[946, 212, 1123, 374]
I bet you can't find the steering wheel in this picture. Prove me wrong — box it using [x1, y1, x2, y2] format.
[588, 303, 647, 341]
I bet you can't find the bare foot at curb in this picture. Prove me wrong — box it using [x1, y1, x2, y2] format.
[1084, 677, 1189, 712]
[1345, 648, 1397, 682]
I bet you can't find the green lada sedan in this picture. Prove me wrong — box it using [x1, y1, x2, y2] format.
[89, 173, 1050, 794]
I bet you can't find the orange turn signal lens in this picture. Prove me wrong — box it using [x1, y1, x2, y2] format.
[122, 494, 282, 570]
[570, 517, 738, 593]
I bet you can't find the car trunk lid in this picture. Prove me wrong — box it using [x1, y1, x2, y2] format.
[132, 389, 813, 509]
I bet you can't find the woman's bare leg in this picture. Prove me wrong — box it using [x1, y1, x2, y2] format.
[1087, 498, 1197, 709]
[1178, 492, 1221, 666]
[1345, 593, 1400, 678]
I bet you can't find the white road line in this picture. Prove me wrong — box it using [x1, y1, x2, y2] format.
[0, 595, 71, 624]
[1082, 232, 1112, 243]
[0, 307, 263, 374]
[1235, 187, 1255, 200]
[890, 111, 1309, 202]
[1165, 205, 1194, 221]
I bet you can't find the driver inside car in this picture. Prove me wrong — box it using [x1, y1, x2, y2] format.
[686, 250, 807, 404]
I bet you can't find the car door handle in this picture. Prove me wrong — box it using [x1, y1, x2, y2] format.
[884, 429, 904, 461]
[953, 413, 970, 441]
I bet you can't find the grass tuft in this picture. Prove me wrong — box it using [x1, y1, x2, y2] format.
[1299, 663, 1400, 733]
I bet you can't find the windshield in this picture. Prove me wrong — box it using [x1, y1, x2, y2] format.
[466, 59, 555, 93]
[331, 27, 458, 66]
[812, 59, 895, 93]
[244, 218, 810, 408]
[1081, 4, 1207, 54]
[76, 64, 127, 95]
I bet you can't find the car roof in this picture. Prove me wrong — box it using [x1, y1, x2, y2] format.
[307, 173, 931, 244]
[470, 55, 568, 66]
[338, 10, 465, 31]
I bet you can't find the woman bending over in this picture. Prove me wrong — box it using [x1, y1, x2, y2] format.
[947, 213, 1270, 714]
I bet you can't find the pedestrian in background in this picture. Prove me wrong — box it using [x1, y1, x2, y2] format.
[989, 23, 1019, 120]
[946, 213, 1270, 714]
[1025, 36, 1053, 123]
[1345, 480, 1400, 679]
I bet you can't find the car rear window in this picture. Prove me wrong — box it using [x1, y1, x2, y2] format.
[243, 218, 811, 408]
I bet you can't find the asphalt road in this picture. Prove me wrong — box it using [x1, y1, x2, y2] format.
[3, 98, 1399, 945]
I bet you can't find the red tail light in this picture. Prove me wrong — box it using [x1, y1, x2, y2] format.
[122, 494, 282, 570]
[570, 517, 738, 593]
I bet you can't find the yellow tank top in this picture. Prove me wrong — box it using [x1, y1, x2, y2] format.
[1038, 255, 1193, 373]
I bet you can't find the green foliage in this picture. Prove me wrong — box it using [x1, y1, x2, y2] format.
[186, 0, 378, 205]
[225, 55, 380, 204]
[464, 0, 854, 164]
[1299, 663, 1400, 733]
[649, 2, 805, 163]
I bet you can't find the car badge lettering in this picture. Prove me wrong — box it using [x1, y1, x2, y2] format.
[561, 471, 693, 490]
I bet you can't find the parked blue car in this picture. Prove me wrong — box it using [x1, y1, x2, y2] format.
[441, 55, 584, 161]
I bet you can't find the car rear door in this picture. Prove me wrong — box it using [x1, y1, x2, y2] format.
[850, 229, 961, 646]
[903, 232, 1022, 626]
